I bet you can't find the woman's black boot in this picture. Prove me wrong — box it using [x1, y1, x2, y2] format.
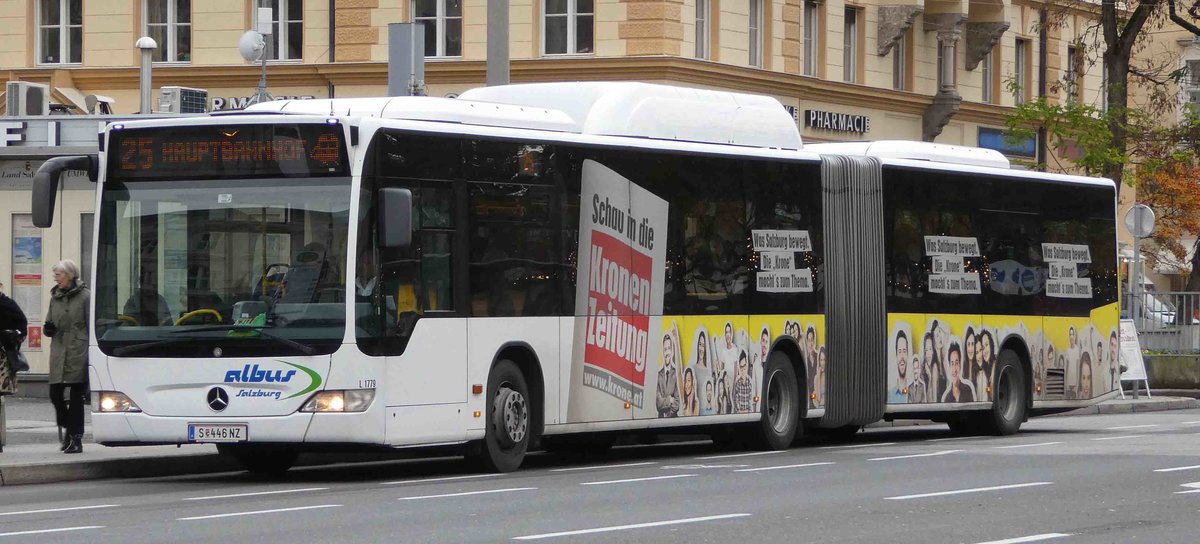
[59, 426, 70, 451]
[63, 435, 83, 454]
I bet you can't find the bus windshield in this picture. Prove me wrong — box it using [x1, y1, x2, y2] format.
[95, 177, 352, 357]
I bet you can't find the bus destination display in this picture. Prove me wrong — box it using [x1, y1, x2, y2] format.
[108, 123, 348, 180]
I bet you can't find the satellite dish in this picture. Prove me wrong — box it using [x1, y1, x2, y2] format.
[239, 30, 265, 62]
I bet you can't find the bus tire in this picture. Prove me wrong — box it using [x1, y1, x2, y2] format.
[475, 360, 531, 473]
[979, 349, 1027, 436]
[755, 351, 801, 450]
[218, 444, 298, 476]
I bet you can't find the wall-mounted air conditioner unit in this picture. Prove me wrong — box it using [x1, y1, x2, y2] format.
[158, 86, 209, 114]
[5, 81, 50, 116]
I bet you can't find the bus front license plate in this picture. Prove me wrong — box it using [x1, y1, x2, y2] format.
[188, 424, 248, 443]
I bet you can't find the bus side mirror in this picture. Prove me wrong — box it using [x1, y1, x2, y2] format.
[33, 155, 96, 228]
[379, 187, 413, 248]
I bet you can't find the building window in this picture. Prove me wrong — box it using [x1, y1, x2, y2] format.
[1065, 45, 1080, 104]
[145, 0, 191, 63]
[843, 7, 857, 82]
[803, 0, 819, 76]
[981, 48, 994, 103]
[544, 0, 594, 55]
[749, 0, 763, 67]
[37, 0, 82, 64]
[695, 0, 710, 59]
[1188, 59, 1200, 87]
[413, 0, 462, 57]
[1015, 38, 1029, 105]
[257, 0, 303, 60]
[892, 33, 906, 90]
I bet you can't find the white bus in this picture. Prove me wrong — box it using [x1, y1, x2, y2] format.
[32, 82, 1118, 474]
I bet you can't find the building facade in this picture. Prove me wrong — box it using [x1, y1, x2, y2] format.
[0, 0, 1119, 377]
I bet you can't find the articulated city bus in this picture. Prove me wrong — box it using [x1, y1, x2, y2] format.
[31, 82, 1117, 474]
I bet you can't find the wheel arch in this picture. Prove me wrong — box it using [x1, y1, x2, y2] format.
[770, 336, 809, 418]
[999, 334, 1033, 411]
[491, 342, 546, 439]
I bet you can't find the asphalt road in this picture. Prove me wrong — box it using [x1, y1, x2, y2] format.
[4, 411, 1200, 544]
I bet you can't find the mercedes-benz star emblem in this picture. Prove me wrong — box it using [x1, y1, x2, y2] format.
[207, 387, 229, 412]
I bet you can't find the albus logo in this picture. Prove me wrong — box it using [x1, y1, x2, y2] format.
[223, 361, 322, 400]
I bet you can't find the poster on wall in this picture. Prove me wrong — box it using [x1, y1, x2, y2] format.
[11, 213, 43, 325]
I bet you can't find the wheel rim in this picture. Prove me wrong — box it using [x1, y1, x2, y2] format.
[498, 385, 528, 446]
[996, 368, 1018, 422]
[765, 369, 793, 434]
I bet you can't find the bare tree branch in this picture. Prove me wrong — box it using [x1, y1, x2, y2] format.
[1171, 0, 1200, 34]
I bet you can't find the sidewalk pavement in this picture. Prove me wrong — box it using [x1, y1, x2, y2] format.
[1, 394, 1197, 487]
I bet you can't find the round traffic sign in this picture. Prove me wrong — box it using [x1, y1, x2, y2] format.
[1124, 204, 1155, 238]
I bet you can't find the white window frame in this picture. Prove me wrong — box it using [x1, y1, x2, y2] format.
[411, 0, 463, 58]
[542, 0, 594, 56]
[803, 0, 819, 77]
[749, 0, 763, 67]
[981, 48, 994, 104]
[257, 0, 303, 61]
[36, 0, 82, 65]
[695, 0, 710, 59]
[144, 0, 191, 64]
[843, 6, 857, 82]
[1015, 38, 1028, 105]
[892, 33, 906, 90]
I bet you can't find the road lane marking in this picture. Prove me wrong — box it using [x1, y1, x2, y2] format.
[885, 482, 1053, 500]
[0, 505, 119, 517]
[381, 474, 503, 485]
[1105, 424, 1160, 431]
[994, 442, 1063, 449]
[177, 504, 340, 521]
[0, 526, 105, 537]
[869, 450, 963, 462]
[183, 488, 328, 501]
[1090, 435, 1146, 441]
[1174, 481, 1200, 494]
[398, 488, 537, 500]
[1155, 465, 1200, 473]
[511, 513, 752, 540]
[734, 462, 835, 472]
[694, 451, 783, 460]
[818, 442, 897, 450]
[581, 474, 696, 486]
[926, 436, 977, 442]
[550, 462, 656, 472]
[1179, 421, 1200, 426]
[974, 533, 1074, 544]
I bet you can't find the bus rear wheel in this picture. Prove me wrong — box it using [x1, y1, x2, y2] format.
[754, 352, 801, 450]
[473, 360, 531, 473]
[976, 349, 1027, 436]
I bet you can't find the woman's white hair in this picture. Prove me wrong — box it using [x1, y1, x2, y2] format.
[52, 259, 80, 281]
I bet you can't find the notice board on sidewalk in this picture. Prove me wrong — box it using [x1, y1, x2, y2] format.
[1119, 319, 1148, 382]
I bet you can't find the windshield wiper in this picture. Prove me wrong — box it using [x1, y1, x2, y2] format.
[112, 325, 315, 357]
[112, 337, 194, 357]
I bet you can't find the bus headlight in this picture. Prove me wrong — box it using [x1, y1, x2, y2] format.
[96, 391, 142, 413]
[300, 389, 375, 412]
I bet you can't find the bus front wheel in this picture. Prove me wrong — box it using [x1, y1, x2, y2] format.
[473, 360, 531, 473]
[755, 351, 801, 449]
[978, 349, 1027, 436]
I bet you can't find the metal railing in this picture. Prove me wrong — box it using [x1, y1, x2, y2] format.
[1125, 291, 1200, 354]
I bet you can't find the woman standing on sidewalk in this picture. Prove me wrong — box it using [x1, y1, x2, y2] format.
[46, 259, 89, 454]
